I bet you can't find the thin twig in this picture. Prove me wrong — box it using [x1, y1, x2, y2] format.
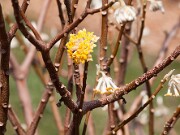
[26, 86, 54, 135]
[108, 74, 169, 134]
[117, 24, 131, 86]
[56, 0, 66, 28]
[49, 92, 64, 135]
[8, 0, 30, 40]
[47, 0, 117, 49]
[11, 0, 78, 113]
[11, 0, 46, 51]
[82, 45, 180, 113]
[150, 19, 180, 84]
[71, 0, 79, 19]
[161, 105, 180, 135]
[8, 105, 26, 135]
[136, 3, 154, 135]
[100, 0, 108, 67]
[78, 62, 89, 109]
[82, 93, 95, 135]
[64, 0, 73, 23]
[106, 0, 133, 67]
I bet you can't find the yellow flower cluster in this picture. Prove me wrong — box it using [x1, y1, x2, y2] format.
[66, 29, 99, 64]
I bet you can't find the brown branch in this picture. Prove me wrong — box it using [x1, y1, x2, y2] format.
[73, 64, 82, 102]
[64, 57, 73, 135]
[49, 93, 64, 135]
[106, 24, 125, 67]
[87, 113, 95, 135]
[0, 4, 10, 134]
[26, 86, 54, 135]
[116, 23, 132, 135]
[71, 0, 79, 19]
[37, 0, 51, 31]
[11, 0, 46, 51]
[78, 62, 89, 110]
[153, 19, 180, 70]
[108, 74, 169, 135]
[21, 0, 51, 77]
[10, 52, 34, 127]
[108, 103, 116, 131]
[9, 1, 51, 130]
[41, 51, 78, 112]
[161, 105, 180, 135]
[54, 37, 66, 66]
[117, 24, 131, 86]
[11, 0, 78, 112]
[64, 0, 73, 23]
[106, 0, 133, 67]
[136, 3, 154, 135]
[69, 63, 83, 135]
[8, 105, 25, 135]
[8, 0, 30, 40]
[82, 93, 95, 135]
[100, 0, 108, 67]
[56, 0, 65, 28]
[150, 19, 180, 85]
[64, 107, 72, 135]
[83, 45, 180, 113]
[20, 11, 42, 41]
[47, 0, 117, 49]
[123, 32, 138, 45]
[16, 80, 34, 126]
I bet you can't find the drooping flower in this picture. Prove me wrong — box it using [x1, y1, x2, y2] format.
[164, 74, 180, 97]
[93, 71, 119, 95]
[114, 0, 136, 24]
[148, 0, 165, 13]
[66, 29, 99, 64]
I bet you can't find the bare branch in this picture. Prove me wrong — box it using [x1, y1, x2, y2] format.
[47, 0, 117, 49]
[83, 45, 180, 113]
[8, 105, 25, 135]
[161, 105, 180, 135]
[109, 74, 169, 135]
[0, 4, 10, 134]
[11, 0, 46, 51]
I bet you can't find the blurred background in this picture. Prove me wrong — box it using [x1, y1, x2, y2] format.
[1, 0, 180, 134]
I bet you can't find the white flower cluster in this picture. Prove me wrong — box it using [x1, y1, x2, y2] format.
[165, 74, 180, 97]
[94, 69, 118, 95]
[148, 0, 165, 13]
[114, 0, 136, 24]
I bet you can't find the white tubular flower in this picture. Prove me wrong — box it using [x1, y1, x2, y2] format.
[114, 0, 136, 24]
[164, 74, 180, 97]
[93, 71, 119, 95]
[148, 0, 165, 13]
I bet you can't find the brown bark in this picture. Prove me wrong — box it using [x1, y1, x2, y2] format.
[0, 4, 10, 134]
